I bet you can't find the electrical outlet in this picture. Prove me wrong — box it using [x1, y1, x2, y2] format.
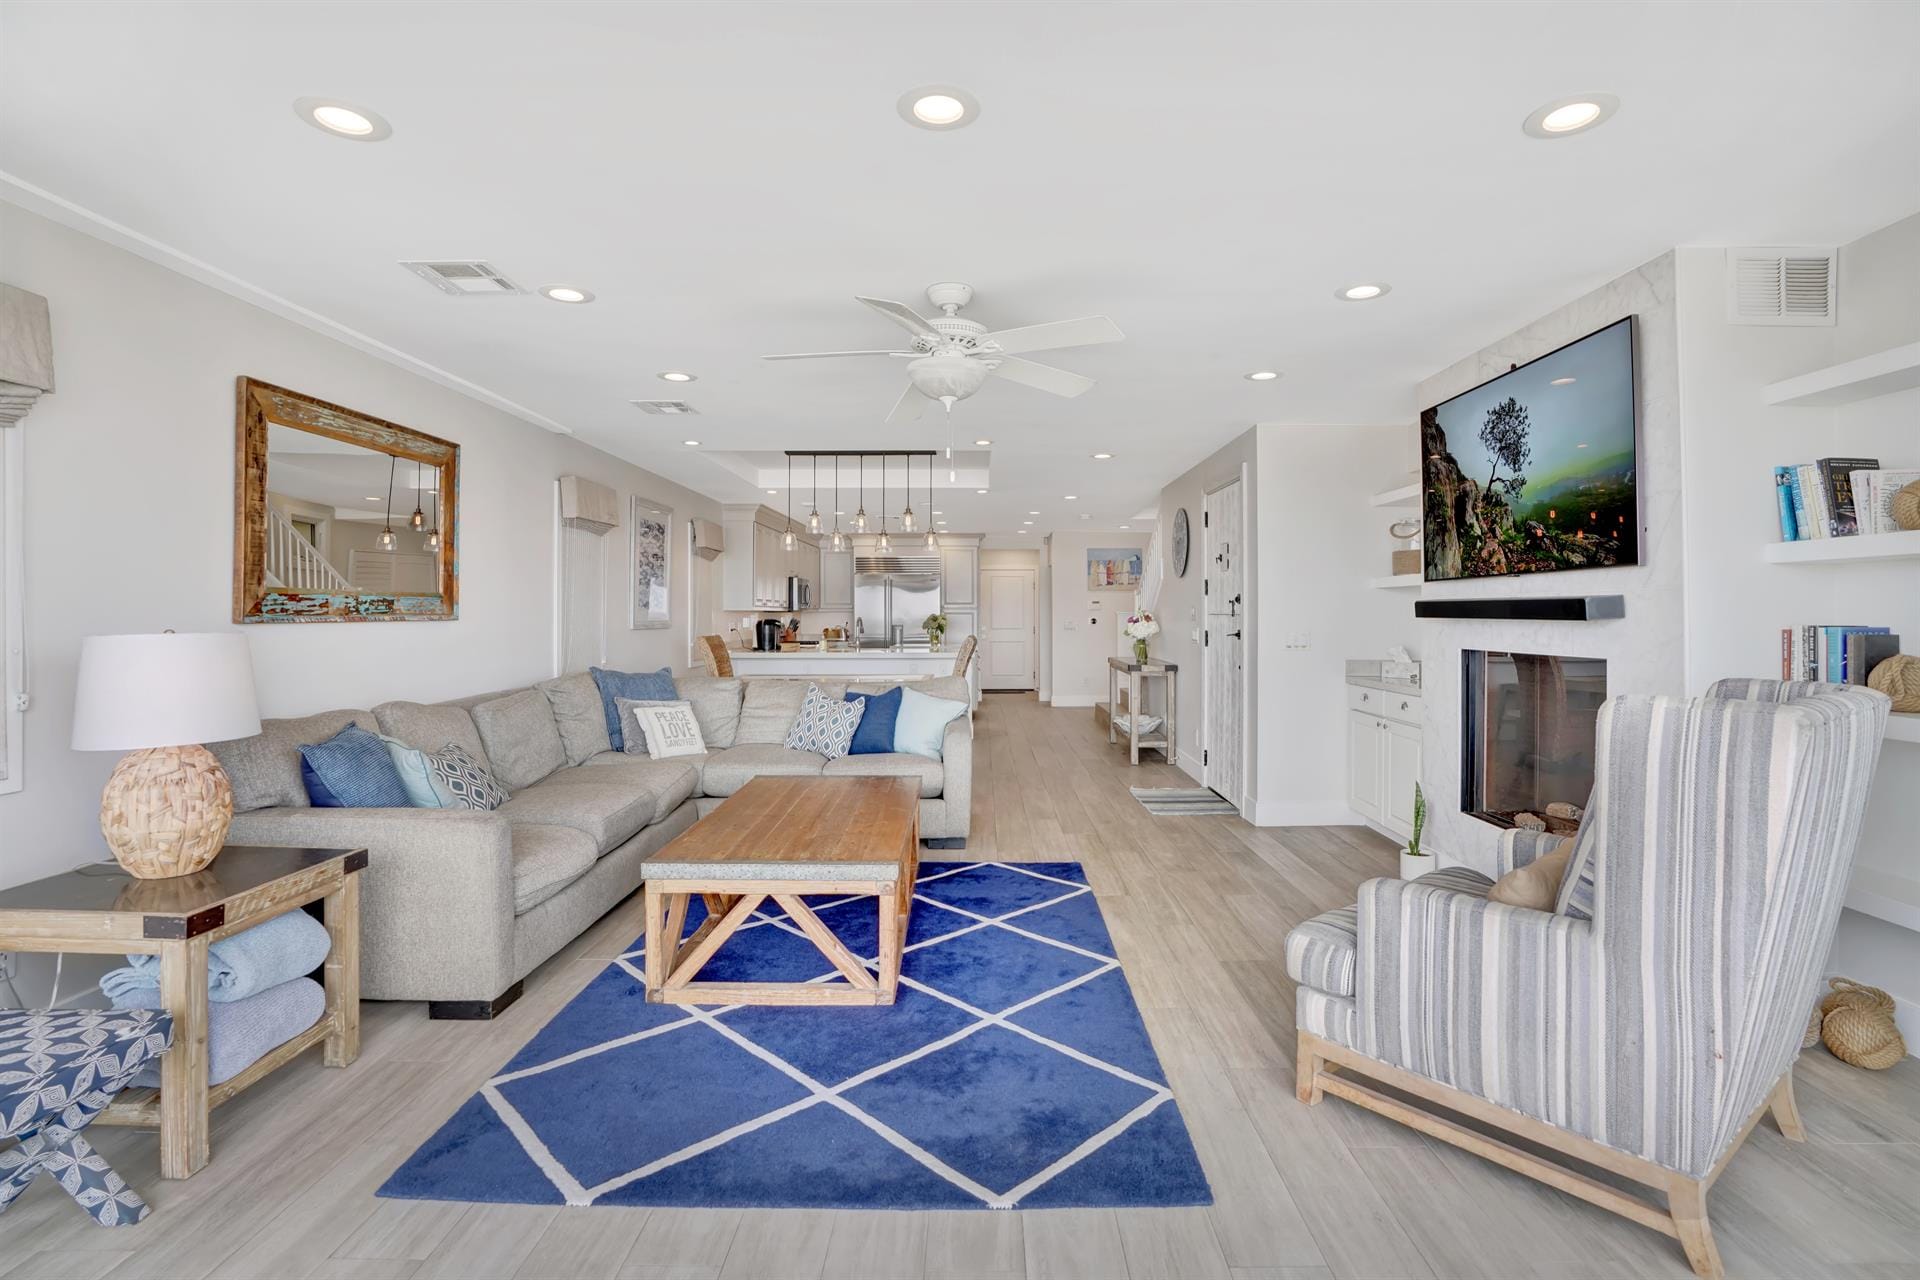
[1284, 631, 1312, 650]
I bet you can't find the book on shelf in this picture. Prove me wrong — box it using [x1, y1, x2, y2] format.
[1771, 457, 1919, 541]
[1780, 625, 1896, 683]
[1850, 467, 1920, 536]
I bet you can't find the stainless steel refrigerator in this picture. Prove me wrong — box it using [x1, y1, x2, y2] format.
[854, 555, 941, 648]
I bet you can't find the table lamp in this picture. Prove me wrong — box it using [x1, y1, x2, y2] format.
[71, 632, 262, 878]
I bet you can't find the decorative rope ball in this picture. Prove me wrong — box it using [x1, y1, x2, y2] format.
[1891, 479, 1920, 531]
[1802, 1004, 1823, 1050]
[1818, 978, 1906, 1070]
[1867, 653, 1920, 714]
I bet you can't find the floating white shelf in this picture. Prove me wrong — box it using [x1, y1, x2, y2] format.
[1887, 713, 1920, 746]
[1761, 341, 1920, 407]
[1368, 573, 1423, 590]
[1845, 866, 1920, 933]
[1368, 482, 1420, 508]
[1761, 529, 1920, 564]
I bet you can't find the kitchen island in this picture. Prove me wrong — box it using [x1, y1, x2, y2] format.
[727, 646, 978, 706]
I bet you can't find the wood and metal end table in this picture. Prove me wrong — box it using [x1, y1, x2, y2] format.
[1105, 656, 1178, 764]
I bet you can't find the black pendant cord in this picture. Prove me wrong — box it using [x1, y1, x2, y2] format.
[383, 456, 396, 532]
[834, 456, 840, 534]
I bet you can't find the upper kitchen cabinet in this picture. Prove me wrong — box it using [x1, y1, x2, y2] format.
[941, 543, 979, 607]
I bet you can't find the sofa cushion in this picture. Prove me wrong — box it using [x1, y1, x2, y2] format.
[511, 824, 599, 914]
[209, 709, 379, 812]
[822, 751, 944, 798]
[696, 744, 828, 797]
[1284, 865, 1495, 998]
[734, 680, 814, 744]
[374, 700, 492, 773]
[497, 780, 657, 856]
[470, 689, 567, 790]
[674, 676, 744, 750]
[590, 666, 677, 751]
[547, 756, 700, 825]
[536, 672, 612, 765]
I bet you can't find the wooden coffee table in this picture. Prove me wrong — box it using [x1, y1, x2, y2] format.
[642, 775, 919, 1007]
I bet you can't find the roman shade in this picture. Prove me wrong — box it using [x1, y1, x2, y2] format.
[0, 284, 55, 426]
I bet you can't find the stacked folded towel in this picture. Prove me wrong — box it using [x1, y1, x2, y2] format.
[103, 909, 332, 1085]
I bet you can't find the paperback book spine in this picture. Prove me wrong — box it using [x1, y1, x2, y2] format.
[1775, 467, 1800, 541]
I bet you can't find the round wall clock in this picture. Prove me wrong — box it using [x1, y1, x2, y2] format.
[1171, 508, 1191, 577]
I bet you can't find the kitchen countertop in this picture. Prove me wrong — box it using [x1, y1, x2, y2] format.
[730, 647, 965, 660]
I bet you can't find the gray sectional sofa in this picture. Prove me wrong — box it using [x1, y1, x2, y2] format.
[211, 672, 972, 1018]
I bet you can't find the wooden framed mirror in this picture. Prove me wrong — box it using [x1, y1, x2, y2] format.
[233, 378, 459, 623]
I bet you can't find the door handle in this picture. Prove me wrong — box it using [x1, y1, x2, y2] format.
[1226, 630, 1242, 639]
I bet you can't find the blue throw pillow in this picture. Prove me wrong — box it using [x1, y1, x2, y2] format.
[893, 686, 968, 760]
[298, 725, 411, 808]
[844, 686, 903, 755]
[590, 666, 677, 751]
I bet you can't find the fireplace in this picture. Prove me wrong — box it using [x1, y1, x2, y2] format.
[1461, 651, 1606, 834]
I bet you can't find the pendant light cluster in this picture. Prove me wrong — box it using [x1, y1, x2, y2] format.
[377, 455, 443, 554]
[783, 452, 940, 551]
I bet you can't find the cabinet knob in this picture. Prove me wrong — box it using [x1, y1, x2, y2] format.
[1360, 692, 1370, 702]
[1400, 700, 1410, 711]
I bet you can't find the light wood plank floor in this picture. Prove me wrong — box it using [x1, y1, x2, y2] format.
[5, 694, 1918, 1279]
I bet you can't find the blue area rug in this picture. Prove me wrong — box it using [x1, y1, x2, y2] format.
[378, 861, 1212, 1210]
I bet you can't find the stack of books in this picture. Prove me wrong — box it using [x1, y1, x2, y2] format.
[1779, 626, 1899, 683]
[1773, 458, 1919, 540]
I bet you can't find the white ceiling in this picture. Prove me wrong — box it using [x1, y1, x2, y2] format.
[4, 2, 1917, 537]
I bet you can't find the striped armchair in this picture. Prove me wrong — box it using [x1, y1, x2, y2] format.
[1287, 679, 1890, 1279]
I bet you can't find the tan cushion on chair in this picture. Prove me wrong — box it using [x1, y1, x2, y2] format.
[1488, 839, 1575, 911]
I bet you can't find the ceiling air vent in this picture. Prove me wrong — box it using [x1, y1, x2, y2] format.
[1726, 248, 1835, 326]
[400, 260, 525, 296]
[630, 400, 698, 415]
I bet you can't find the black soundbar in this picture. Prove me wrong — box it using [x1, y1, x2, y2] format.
[1414, 595, 1625, 621]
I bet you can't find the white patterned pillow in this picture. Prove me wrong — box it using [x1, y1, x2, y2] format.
[630, 702, 707, 759]
[425, 743, 510, 811]
[784, 682, 865, 759]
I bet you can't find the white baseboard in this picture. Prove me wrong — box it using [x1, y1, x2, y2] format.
[1249, 799, 1368, 827]
[1176, 751, 1205, 784]
[1049, 694, 1097, 709]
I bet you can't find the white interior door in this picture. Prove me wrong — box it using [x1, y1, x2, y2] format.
[1203, 476, 1246, 808]
[979, 568, 1036, 690]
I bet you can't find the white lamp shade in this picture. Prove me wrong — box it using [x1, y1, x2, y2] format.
[71, 632, 263, 751]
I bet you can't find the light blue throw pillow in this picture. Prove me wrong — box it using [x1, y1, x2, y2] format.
[892, 686, 967, 760]
[381, 736, 458, 809]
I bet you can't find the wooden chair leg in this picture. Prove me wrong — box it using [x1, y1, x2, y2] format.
[1769, 1072, 1807, 1143]
[1668, 1178, 1725, 1280]
[1295, 1032, 1324, 1105]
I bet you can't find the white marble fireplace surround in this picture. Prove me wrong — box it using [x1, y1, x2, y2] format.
[1413, 253, 1682, 877]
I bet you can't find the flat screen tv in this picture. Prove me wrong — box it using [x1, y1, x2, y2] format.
[1422, 316, 1638, 582]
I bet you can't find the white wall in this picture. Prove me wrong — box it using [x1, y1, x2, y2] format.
[1416, 253, 1685, 873]
[1043, 529, 1152, 709]
[0, 204, 722, 916]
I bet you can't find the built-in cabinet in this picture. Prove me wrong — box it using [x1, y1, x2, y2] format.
[1347, 684, 1422, 841]
[820, 547, 854, 610]
[722, 505, 819, 611]
[941, 545, 978, 607]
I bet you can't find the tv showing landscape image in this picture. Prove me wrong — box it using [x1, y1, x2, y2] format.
[1422, 316, 1638, 581]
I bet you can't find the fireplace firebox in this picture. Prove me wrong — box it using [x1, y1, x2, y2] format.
[1461, 650, 1606, 834]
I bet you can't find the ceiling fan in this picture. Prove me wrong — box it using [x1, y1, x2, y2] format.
[762, 282, 1124, 423]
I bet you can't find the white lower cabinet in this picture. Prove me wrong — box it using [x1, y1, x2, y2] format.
[1347, 709, 1384, 821]
[1347, 686, 1422, 840]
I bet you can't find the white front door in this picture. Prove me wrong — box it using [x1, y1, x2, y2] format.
[1203, 476, 1246, 808]
[979, 568, 1037, 690]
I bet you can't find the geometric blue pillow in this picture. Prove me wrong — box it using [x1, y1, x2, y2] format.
[590, 666, 677, 751]
[843, 685, 903, 755]
[298, 725, 411, 808]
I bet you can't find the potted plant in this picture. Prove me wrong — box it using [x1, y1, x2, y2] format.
[923, 612, 948, 648]
[1399, 783, 1433, 880]
[1122, 611, 1160, 664]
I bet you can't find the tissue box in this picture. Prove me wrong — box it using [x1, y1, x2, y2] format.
[1391, 549, 1421, 575]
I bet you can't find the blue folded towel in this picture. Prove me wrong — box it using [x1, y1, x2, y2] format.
[99, 910, 332, 1005]
[120, 977, 327, 1086]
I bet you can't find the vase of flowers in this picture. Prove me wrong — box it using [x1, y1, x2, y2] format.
[923, 613, 948, 648]
[1399, 782, 1433, 880]
[1122, 611, 1160, 664]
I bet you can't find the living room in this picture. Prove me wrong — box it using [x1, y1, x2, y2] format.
[3, 3, 1918, 1278]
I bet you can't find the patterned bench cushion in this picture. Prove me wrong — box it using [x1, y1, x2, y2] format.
[1285, 865, 1494, 998]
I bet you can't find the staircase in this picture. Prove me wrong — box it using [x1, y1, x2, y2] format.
[266, 508, 354, 593]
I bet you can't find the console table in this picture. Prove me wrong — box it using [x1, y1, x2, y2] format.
[0, 846, 365, 1178]
[1103, 657, 1178, 764]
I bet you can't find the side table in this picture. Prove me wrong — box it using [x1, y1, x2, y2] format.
[1105, 657, 1178, 764]
[0, 846, 366, 1178]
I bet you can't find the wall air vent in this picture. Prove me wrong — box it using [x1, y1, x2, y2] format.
[1726, 248, 1835, 326]
[400, 260, 525, 296]
[630, 400, 698, 415]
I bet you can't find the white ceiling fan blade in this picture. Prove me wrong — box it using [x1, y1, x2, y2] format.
[990, 356, 1095, 398]
[884, 381, 925, 424]
[856, 296, 940, 338]
[984, 315, 1125, 355]
[762, 349, 910, 360]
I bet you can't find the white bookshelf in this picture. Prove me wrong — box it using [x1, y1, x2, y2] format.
[1368, 482, 1420, 508]
[1846, 867, 1920, 934]
[1761, 529, 1920, 564]
[1368, 573, 1422, 590]
[1887, 713, 1920, 746]
[1761, 341, 1920, 407]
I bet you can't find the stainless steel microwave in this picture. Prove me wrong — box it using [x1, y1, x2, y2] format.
[786, 576, 812, 611]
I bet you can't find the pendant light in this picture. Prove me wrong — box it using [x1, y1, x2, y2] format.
[924, 453, 939, 548]
[408, 459, 426, 530]
[375, 456, 398, 551]
[900, 451, 917, 533]
[424, 482, 441, 553]
[876, 455, 891, 551]
[853, 455, 868, 532]
[829, 455, 846, 552]
[806, 456, 822, 534]
[781, 454, 797, 551]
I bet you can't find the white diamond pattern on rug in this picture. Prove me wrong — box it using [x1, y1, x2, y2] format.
[379, 862, 1211, 1210]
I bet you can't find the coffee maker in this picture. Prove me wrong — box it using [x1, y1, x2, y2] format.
[754, 618, 784, 651]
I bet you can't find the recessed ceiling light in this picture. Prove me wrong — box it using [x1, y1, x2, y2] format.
[364, 495, 380, 501]
[1064, 495, 1078, 500]
[293, 97, 392, 141]
[1576, 442, 1590, 449]
[1119, 525, 1131, 530]
[1028, 510, 1041, 515]
[541, 285, 594, 304]
[1079, 513, 1091, 520]
[898, 85, 979, 131]
[1023, 520, 1034, 525]
[1244, 370, 1281, 381]
[976, 489, 989, 495]
[1550, 376, 1577, 386]
[766, 489, 778, 495]
[658, 371, 696, 383]
[974, 439, 992, 446]
[682, 440, 700, 446]
[1337, 283, 1391, 302]
[1523, 93, 1619, 139]
[1091, 453, 1113, 460]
